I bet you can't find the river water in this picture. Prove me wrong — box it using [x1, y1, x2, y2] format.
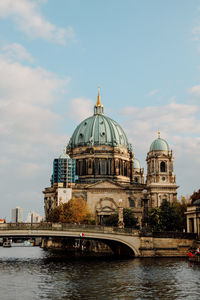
[0, 247, 200, 300]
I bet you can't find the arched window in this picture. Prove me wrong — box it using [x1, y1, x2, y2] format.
[160, 161, 166, 172]
[134, 177, 138, 183]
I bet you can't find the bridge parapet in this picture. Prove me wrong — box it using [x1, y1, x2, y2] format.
[0, 223, 140, 236]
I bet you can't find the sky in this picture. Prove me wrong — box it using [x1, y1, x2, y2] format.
[0, 0, 200, 220]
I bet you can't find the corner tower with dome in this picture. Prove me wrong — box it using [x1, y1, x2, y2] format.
[146, 131, 178, 207]
[43, 89, 178, 225]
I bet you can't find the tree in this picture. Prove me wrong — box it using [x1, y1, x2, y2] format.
[149, 199, 187, 232]
[60, 198, 94, 224]
[149, 207, 162, 232]
[172, 197, 188, 231]
[159, 199, 177, 231]
[103, 209, 138, 228]
[47, 198, 94, 224]
[47, 206, 61, 222]
[123, 208, 138, 228]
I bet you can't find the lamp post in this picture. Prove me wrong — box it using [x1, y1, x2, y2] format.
[118, 199, 124, 229]
[142, 189, 149, 229]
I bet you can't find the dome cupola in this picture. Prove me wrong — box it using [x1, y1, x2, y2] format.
[67, 88, 133, 184]
[67, 88, 129, 150]
[133, 158, 141, 169]
[149, 131, 170, 152]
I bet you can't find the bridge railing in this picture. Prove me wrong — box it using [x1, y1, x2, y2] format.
[0, 223, 139, 235]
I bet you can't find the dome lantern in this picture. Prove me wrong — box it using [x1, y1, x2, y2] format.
[94, 86, 104, 115]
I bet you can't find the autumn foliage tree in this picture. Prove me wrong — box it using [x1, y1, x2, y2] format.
[47, 198, 94, 224]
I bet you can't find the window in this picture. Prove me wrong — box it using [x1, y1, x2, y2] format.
[160, 161, 166, 172]
[88, 160, 92, 168]
[100, 160, 107, 175]
[95, 159, 99, 174]
[108, 159, 111, 175]
[129, 197, 135, 207]
[79, 161, 83, 175]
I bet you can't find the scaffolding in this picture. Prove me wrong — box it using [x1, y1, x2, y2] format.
[53, 154, 76, 186]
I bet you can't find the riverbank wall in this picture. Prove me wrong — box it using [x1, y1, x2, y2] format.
[139, 232, 197, 257]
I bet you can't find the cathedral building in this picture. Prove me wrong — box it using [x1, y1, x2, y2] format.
[43, 89, 178, 224]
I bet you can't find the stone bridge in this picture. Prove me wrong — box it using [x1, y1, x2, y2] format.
[0, 223, 196, 257]
[0, 223, 141, 257]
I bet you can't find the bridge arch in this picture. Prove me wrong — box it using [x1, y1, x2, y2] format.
[86, 235, 140, 257]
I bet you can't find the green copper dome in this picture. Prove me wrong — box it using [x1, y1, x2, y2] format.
[68, 114, 129, 149]
[150, 137, 170, 152]
[133, 158, 141, 169]
[67, 89, 130, 150]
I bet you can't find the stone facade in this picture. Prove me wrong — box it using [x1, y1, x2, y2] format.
[185, 199, 200, 236]
[43, 183, 73, 219]
[43, 91, 178, 224]
[72, 180, 144, 225]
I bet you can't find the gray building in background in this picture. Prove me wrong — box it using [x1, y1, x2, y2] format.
[11, 207, 23, 223]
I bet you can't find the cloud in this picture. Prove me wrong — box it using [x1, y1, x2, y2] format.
[0, 47, 70, 219]
[0, 49, 70, 152]
[0, 0, 75, 44]
[2, 43, 34, 63]
[147, 89, 159, 96]
[188, 85, 200, 97]
[68, 97, 94, 122]
[0, 56, 70, 105]
[192, 26, 200, 41]
[119, 101, 200, 196]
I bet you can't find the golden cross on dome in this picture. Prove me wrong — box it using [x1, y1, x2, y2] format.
[158, 130, 161, 138]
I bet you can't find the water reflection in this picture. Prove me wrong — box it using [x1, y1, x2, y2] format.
[0, 247, 200, 299]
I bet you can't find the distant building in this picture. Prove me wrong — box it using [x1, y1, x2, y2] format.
[11, 207, 23, 223]
[25, 211, 43, 223]
[0, 219, 6, 223]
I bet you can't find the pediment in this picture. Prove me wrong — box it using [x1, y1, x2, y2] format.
[85, 180, 125, 190]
